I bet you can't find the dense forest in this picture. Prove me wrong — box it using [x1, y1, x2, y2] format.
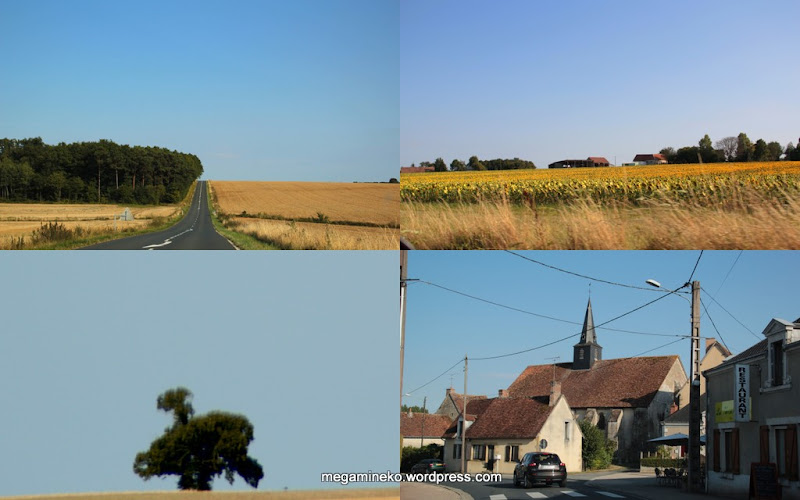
[660, 133, 800, 164]
[0, 138, 203, 204]
[416, 156, 537, 172]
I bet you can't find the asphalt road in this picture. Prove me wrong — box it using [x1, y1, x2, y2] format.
[82, 180, 236, 250]
[444, 475, 631, 500]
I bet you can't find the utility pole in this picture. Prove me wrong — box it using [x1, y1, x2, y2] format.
[400, 250, 408, 457]
[688, 280, 701, 492]
[461, 355, 468, 474]
[420, 396, 427, 448]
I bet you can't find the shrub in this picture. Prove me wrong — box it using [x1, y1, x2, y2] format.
[401, 444, 442, 473]
[641, 457, 687, 468]
[580, 420, 614, 470]
[31, 221, 73, 244]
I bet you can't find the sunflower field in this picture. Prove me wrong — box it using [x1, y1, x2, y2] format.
[400, 162, 800, 205]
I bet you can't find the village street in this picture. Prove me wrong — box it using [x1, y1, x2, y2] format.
[404, 470, 719, 500]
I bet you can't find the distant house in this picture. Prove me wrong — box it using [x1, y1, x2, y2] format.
[401, 411, 452, 448]
[632, 154, 668, 165]
[548, 157, 610, 168]
[442, 390, 583, 475]
[434, 387, 488, 421]
[400, 165, 435, 174]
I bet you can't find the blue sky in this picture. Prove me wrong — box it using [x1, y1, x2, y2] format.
[0, 0, 398, 182]
[0, 252, 397, 496]
[402, 251, 800, 411]
[400, 0, 800, 168]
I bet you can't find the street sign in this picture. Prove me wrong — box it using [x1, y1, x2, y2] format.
[735, 364, 751, 422]
[539, 438, 548, 450]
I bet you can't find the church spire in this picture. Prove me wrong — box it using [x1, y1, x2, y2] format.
[573, 298, 602, 369]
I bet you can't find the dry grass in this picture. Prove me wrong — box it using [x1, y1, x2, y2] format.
[226, 217, 399, 250]
[209, 181, 399, 227]
[0, 489, 398, 500]
[0, 203, 179, 246]
[401, 191, 800, 249]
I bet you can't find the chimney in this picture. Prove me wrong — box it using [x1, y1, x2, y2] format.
[706, 338, 716, 351]
[498, 389, 509, 398]
[669, 402, 678, 415]
[446, 387, 454, 396]
[549, 381, 561, 406]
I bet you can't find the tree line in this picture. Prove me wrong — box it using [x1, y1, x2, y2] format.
[413, 156, 537, 172]
[659, 133, 800, 164]
[0, 137, 203, 204]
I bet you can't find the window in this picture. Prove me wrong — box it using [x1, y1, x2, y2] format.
[598, 412, 607, 430]
[713, 428, 740, 474]
[487, 445, 495, 461]
[453, 444, 461, 460]
[776, 429, 787, 477]
[724, 431, 734, 472]
[772, 341, 784, 386]
[565, 421, 572, 441]
[579, 349, 584, 360]
[472, 444, 486, 461]
[505, 445, 520, 462]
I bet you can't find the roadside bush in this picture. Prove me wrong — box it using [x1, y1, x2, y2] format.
[401, 444, 442, 473]
[580, 420, 615, 470]
[31, 221, 74, 244]
[641, 457, 687, 468]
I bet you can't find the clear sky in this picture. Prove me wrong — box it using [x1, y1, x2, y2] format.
[400, 0, 800, 168]
[0, 0, 398, 182]
[402, 251, 800, 411]
[0, 251, 397, 496]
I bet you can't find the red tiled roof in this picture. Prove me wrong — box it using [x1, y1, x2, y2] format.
[401, 412, 453, 438]
[633, 154, 667, 162]
[466, 398, 555, 439]
[507, 355, 681, 408]
[588, 157, 609, 164]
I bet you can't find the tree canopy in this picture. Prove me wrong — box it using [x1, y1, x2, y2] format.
[0, 138, 202, 203]
[133, 387, 263, 491]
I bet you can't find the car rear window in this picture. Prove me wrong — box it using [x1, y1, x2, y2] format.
[536, 454, 561, 464]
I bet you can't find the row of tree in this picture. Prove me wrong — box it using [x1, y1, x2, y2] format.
[0, 138, 203, 204]
[660, 133, 800, 164]
[414, 156, 537, 172]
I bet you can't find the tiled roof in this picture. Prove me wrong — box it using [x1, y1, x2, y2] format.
[588, 157, 609, 164]
[466, 397, 555, 439]
[664, 393, 706, 424]
[507, 355, 681, 408]
[718, 339, 768, 366]
[401, 412, 453, 438]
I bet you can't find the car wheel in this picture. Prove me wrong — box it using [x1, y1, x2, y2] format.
[558, 480, 566, 487]
[513, 472, 520, 487]
[523, 474, 533, 488]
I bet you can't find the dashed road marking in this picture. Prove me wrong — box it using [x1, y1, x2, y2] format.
[489, 495, 506, 500]
[597, 492, 625, 498]
[562, 491, 587, 497]
[526, 493, 548, 499]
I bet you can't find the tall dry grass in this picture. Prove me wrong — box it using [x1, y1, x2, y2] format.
[225, 217, 399, 250]
[401, 189, 800, 249]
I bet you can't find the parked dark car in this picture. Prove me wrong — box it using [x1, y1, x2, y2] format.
[513, 452, 566, 487]
[410, 458, 445, 474]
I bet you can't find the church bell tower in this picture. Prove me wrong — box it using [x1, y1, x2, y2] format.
[573, 298, 602, 370]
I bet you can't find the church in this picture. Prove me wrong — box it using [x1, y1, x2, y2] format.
[506, 299, 689, 464]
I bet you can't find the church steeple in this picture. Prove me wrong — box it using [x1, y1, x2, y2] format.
[573, 298, 602, 369]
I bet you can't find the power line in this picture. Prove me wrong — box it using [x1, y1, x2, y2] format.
[404, 358, 464, 396]
[699, 297, 732, 353]
[688, 250, 703, 283]
[700, 287, 760, 340]
[414, 279, 688, 338]
[504, 251, 685, 292]
[714, 250, 743, 296]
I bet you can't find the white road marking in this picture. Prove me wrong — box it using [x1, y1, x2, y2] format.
[597, 492, 625, 498]
[489, 495, 506, 500]
[141, 228, 193, 249]
[562, 491, 587, 497]
[526, 493, 548, 499]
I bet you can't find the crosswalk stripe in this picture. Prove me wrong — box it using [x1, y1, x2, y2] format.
[489, 495, 507, 500]
[597, 492, 626, 498]
[562, 491, 587, 497]
[526, 493, 548, 499]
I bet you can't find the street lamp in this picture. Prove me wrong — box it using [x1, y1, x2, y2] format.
[646, 278, 702, 493]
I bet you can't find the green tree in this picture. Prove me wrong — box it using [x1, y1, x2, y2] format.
[579, 419, 614, 470]
[133, 387, 264, 491]
[698, 134, 713, 151]
[785, 142, 796, 160]
[433, 157, 447, 172]
[467, 155, 485, 171]
[753, 139, 769, 161]
[450, 159, 466, 171]
[401, 404, 429, 414]
[766, 141, 783, 161]
[735, 132, 753, 162]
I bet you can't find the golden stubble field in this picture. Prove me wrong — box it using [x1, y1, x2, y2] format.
[0, 204, 179, 245]
[0, 489, 399, 500]
[209, 181, 400, 250]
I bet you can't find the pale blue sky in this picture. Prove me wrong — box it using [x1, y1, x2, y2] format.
[0, 0, 398, 182]
[401, 0, 800, 168]
[403, 251, 800, 410]
[0, 252, 397, 496]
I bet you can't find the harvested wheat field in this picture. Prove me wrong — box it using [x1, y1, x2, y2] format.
[0, 489, 399, 500]
[226, 217, 399, 250]
[0, 203, 179, 244]
[210, 181, 399, 227]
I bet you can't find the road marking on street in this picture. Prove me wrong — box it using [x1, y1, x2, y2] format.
[489, 495, 507, 500]
[562, 491, 587, 497]
[526, 493, 548, 499]
[597, 492, 625, 498]
[141, 228, 193, 249]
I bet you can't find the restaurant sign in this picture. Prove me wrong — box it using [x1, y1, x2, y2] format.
[735, 364, 751, 422]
